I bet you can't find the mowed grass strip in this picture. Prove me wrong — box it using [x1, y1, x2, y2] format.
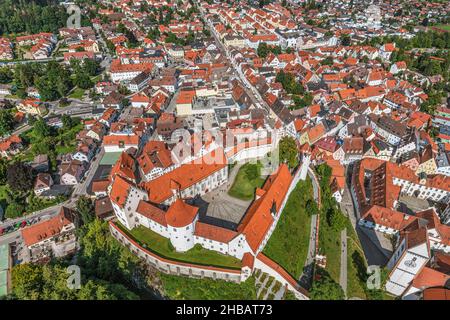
[319, 215, 341, 283]
[228, 163, 265, 200]
[159, 273, 257, 300]
[68, 87, 85, 99]
[263, 178, 313, 278]
[115, 223, 241, 269]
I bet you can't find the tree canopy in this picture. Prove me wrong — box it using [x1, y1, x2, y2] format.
[10, 263, 138, 300]
[6, 162, 34, 193]
[310, 270, 345, 300]
[76, 196, 95, 225]
[9, 220, 142, 300]
[0, 110, 14, 137]
[257, 42, 282, 58]
[0, 0, 68, 35]
[276, 70, 305, 95]
[279, 136, 299, 169]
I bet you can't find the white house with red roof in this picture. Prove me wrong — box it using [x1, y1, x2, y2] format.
[379, 43, 396, 61]
[110, 59, 155, 83]
[390, 61, 407, 75]
[21, 207, 78, 262]
[103, 134, 139, 153]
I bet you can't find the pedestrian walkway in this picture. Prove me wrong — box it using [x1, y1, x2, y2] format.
[298, 214, 317, 290]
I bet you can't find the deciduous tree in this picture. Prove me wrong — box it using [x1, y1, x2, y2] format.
[6, 162, 34, 193]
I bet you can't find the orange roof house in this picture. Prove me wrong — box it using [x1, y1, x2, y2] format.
[307, 123, 326, 145]
[21, 207, 76, 247]
[141, 149, 227, 204]
[110, 151, 136, 182]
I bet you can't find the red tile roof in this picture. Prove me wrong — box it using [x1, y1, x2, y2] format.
[136, 200, 167, 227]
[103, 134, 139, 146]
[110, 151, 136, 182]
[362, 205, 417, 231]
[137, 141, 173, 175]
[141, 149, 227, 203]
[92, 179, 110, 193]
[109, 175, 133, 207]
[412, 267, 450, 289]
[165, 199, 198, 228]
[194, 222, 238, 243]
[21, 207, 74, 247]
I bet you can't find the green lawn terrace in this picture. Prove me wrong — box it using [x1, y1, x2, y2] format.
[228, 162, 266, 201]
[114, 222, 242, 270]
[68, 87, 85, 100]
[263, 177, 314, 279]
[433, 24, 450, 32]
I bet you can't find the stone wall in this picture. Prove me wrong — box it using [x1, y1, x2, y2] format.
[109, 222, 244, 283]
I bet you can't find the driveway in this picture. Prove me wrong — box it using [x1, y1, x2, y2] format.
[73, 147, 105, 197]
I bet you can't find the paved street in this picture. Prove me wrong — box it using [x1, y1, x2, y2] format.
[200, 7, 270, 114]
[299, 213, 318, 290]
[165, 88, 180, 114]
[356, 226, 391, 267]
[73, 147, 105, 197]
[307, 167, 320, 203]
[0, 202, 69, 230]
[340, 185, 355, 223]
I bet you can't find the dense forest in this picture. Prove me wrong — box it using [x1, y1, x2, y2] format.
[366, 31, 450, 82]
[5, 219, 142, 300]
[0, 0, 68, 35]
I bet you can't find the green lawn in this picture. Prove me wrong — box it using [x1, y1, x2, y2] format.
[55, 144, 77, 154]
[17, 121, 83, 169]
[115, 223, 241, 270]
[160, 273, 257, 300]
[434, 24, 450, 31]
[68, 87, 85, 99]
[0, 185, 9, 201]
[346, 221, 367, 299]
[318, 213, 341, 283]
[54, 122, 83, 155]
[346, 220, 397, 300]
[91, 75, 102, 83]
[314, 164, 344, 284]
[228, 163, 265, 200]
[0, 185, 10, 217]
[263, 178, 313, 279]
